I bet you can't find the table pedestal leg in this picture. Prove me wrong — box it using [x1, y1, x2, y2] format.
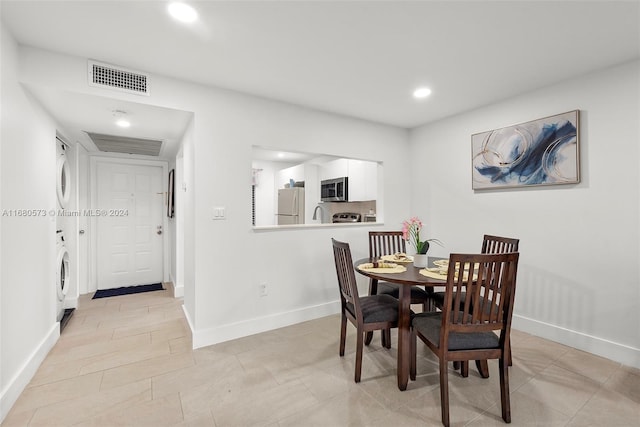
[397, 284, 411, 390]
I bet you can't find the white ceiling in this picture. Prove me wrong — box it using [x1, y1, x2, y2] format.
[2, 1, 639, 155]
[23, 86, 194, 158]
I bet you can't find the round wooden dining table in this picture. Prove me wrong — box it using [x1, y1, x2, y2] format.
[354, 257, 446, 391]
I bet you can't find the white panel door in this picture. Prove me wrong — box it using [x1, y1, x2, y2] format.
[96, 162, 163, 289]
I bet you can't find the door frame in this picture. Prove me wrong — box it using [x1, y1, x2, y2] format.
[89, 156, 169, 292]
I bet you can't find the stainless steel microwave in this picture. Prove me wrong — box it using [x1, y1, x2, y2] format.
[321, 177, 348, 202]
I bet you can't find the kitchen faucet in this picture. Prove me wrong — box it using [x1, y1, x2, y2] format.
[312, 205, 324, 222]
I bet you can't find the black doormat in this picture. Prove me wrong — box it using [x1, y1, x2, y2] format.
[92, 283, 164, 299]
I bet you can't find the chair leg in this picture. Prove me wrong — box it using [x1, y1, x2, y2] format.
[461, 361, 469, 378]
[384, 329, 391, 349]
[439, 358, 450, 427]
[499, 356, 511, 423]
[380, 330, 387, 348]
[476, 359, 490, 378]
[339, 313, 347, 356]
[364, 331, 373, 345]
[453, 361, 460, 370]
[508, 342, 513, 366]
[355, 330, 364, 383]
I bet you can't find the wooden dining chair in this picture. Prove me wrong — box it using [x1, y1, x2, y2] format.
[433, 235, 520, 309]
[481, 234, 520, 255]
[366, 231, 434, 345]
[331, 238, 400, 383]
[410, 252, 520, 427]
[433, 234, 519, 373]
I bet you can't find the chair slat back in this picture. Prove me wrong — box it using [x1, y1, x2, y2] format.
[482, 235, 519, 254]
[332, 238, 360, 311]
[442, 253, 519, 338]
[369, 231, 407, 258]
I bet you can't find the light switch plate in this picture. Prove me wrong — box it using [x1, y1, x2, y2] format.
[213, 206, 226, 220]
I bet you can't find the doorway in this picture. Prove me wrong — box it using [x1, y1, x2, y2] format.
[91, 158, 167, 290]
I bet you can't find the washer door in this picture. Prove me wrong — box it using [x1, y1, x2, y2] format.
[57, 246, 70, 301]
[56, 154, 70, 209]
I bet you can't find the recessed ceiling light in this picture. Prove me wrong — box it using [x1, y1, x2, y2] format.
[168, 2, 198, 23]
[413, 87, 432, 99]
[115, 119, 131, 128]
[113, 110, 131, 128]
[277, 152, 285, 158]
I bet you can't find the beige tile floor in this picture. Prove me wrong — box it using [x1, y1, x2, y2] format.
[3, 288, 639, 426]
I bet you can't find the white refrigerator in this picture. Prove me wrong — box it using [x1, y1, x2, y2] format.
[277, 188, 305, 225]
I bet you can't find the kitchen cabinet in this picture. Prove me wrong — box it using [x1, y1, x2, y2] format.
[319, 159, 348, 181]
[347, 159, 377, 201]
[319, 158, 377, 201]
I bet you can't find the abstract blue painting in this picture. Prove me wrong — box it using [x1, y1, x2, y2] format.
[472, 110, 580, 190]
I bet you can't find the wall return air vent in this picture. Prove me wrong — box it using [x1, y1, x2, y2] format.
[87, 133, 163, 157]
[88, 60, 149, 96]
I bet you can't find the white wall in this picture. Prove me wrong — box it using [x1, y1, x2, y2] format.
[173, 121, 192, 301]
[170, 115, 195, 299]
[409, 60, 640, 368]
[180, 118, 196, 328]
[0, 25, 59, 420]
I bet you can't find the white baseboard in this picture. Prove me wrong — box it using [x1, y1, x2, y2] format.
[172, 284, 184, 298]
[182, 304, 195, 337]
[0, 323, 59, 423]
[192, 300, 341, 349]
[166, 276, 184, 299]
[188, 304, 640, 369]
[512, 314, 640, 369]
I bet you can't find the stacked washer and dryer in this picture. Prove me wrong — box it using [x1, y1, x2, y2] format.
[56, 138, 71, 324]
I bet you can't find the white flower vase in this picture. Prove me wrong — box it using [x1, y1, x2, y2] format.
[413, 254, 429, 268]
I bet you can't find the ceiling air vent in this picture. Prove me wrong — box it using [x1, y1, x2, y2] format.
[88, 60, 149, 96]
[87, 132, 163, 156]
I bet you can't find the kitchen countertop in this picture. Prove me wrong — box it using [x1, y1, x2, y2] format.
[252, 221, 383, 232]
